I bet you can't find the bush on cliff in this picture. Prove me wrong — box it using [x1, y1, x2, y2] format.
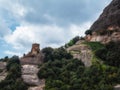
[65, 36, 80, 48]
[38, 45, 120, 90]
[0, 56, 28, 90]
[42, 47, 72, 62]
[96, 41, 120, 67]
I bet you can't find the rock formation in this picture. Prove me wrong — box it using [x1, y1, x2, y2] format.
[67, 40, 92, 67]
[85, 0, 120, 43]
[85, 31, 120, 44]
[20, 43, 45, 90]
[114, 85, 120, 90]
[90, 0, 120, 31]
[0, 62, 7, 82]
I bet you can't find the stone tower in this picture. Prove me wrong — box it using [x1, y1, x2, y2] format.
[31, 43, 40, 56]
[20, 43, 43, 65]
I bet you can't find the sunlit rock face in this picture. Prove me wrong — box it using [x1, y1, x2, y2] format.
[22, 65, 39, 75]
[85, 31, 120, 44]
[67, 40, 92, 67]
[21, 65, 40, 86]
[20, 43, 45, 90]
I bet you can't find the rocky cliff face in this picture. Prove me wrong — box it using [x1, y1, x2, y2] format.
[86, 0, 120, 43]
[86, 31, 120, 44]
[90, 0, 120, 31]
[67, 40, 92, 67]
[20, 43, 45, 90]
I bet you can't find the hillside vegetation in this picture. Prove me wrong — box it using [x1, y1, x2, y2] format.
[37, 40, 120, 90]
[0, 36, 120, 90]
[0, 56, 28, 90]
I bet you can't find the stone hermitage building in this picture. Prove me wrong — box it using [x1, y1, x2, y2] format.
[20, 43, 44, 65]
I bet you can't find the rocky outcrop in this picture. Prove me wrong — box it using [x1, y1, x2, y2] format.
[0, 62, 7, 82]
[90, 0, 120, 31]
[86, 31, 120, 44]
[0, 70, 7, 82]
[67, 40, 92, 67]
[22, 65, 45, 86]
[0, 62, 6, 70]
[28, 85, 45, 90]
[22, 65, 39, 85]
[86, 0, 120, 43]
[20, 43, 45, 90]
[114, 85, 120, 90]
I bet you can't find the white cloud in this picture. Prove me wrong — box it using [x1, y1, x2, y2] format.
[4, 50, 22, 57]
[0, 0, 112, 57]
[0, 18, 11, 38]
[0, 0, 27, 17]
[69, 22, 92, 37]
[4, 22, 91, 54]
[11, 3, 27, 17]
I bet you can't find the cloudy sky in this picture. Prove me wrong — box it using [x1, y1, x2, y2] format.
[0, 0, 112, 58]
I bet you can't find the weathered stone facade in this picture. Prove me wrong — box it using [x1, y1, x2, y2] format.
[20, 43, 44, 65]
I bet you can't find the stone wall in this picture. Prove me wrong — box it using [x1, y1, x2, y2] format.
[20, 53, 43, 65]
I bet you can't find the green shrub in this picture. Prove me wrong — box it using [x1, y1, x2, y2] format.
[95, 41, 120, 67]
[38, 43, 120, 90]
[65, 36, 80, 48]
[84, 42, 104, 51]
[0, 56, 28, 90]
[85, 29, 92, 35]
